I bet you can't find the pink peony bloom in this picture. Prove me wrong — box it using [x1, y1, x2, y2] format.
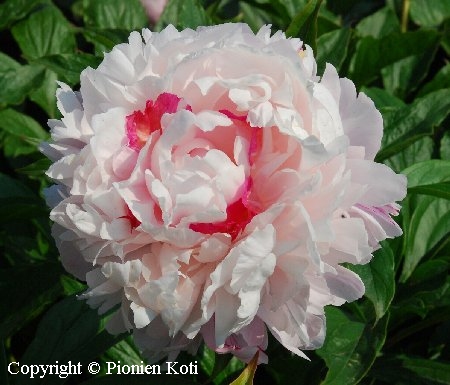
[140, 0, 168, 24]
[42, 24, 407, 364]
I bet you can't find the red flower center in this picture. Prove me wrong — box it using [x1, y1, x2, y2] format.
[126, 92, 188, 150]
[190, 178, 257, 240]
[125, 96, 261, 240]
[189, 115, 262, 240]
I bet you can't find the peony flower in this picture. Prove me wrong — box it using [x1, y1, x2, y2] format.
[42, 23, 407, 364]
[140, 0, 168, 24]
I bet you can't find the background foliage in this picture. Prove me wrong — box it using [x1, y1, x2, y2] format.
[1, 0, 449, 384]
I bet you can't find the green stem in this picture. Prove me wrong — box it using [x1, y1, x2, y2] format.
[401, 0, 410, 33]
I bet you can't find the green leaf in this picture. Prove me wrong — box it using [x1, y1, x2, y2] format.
[199, 346, 227, 380]
[286, 0, 323, 52]
[403, 159, 450, 199]
[0, 174, 49, 259]
[229, 352, 259, 385]
[236, 0, 292, 30]
[441, 131, 450, 160]
[82, 28, 132, 55]
[278, 0, 309, 19]
[0, 262, 63, 340]
[317, 8, 341, 36]
[0, 0, 49, 30]
[15, 295, 126, 385]
[0, 172, 37, 199]
[11, 4, 76, 60]
[403, 160, 450, 188]
[0, 221, 52, 265]
[376, 89, 450, 162]
[239, 2, 279, 33]
[232, 0, 293, 26]
[326, 0, 382, 26]
[410, 0, 450, 27]
[402, 357, 450, 384]
[371, 356, 450, 385]
[82, 0, 148, 30]
[0, 52, 20, 73]
[0, 108, 48, 157]
[210, 354, 233, 384]
[155, 0, 212, 30]
[394, 275, 450, 320]
[0, 172, 49, 224]
[216, 357, 245, 385]
[101, 337, 142, 368]
[0, 63, 45, 106]
[415, 189, 450, 207]
[356, 6, 401, 38]
[409, 259, 450, 287]
[443, 19, 450, 56]
[316, 28, 351, 75]
[401, 196, 450, 282]
[317, 308, 389, 385]
[198, 345, 241, 385]
[350, 244, 395, 321]
[60, 274, 86, 296]
[418, 63, 450, 97]
[0, 197, 49, 223]
[29, 69, 58, 117]
[361, 87, 405, 109]
[199, 345, 215, 377]
[264, 347, 323, 385]
[36, 53, 102, 86]
[381, 46, 438, 99]
[0, 108, 47, 140]
[384, 136, 433, 173]
[350, 30, 440, 87]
